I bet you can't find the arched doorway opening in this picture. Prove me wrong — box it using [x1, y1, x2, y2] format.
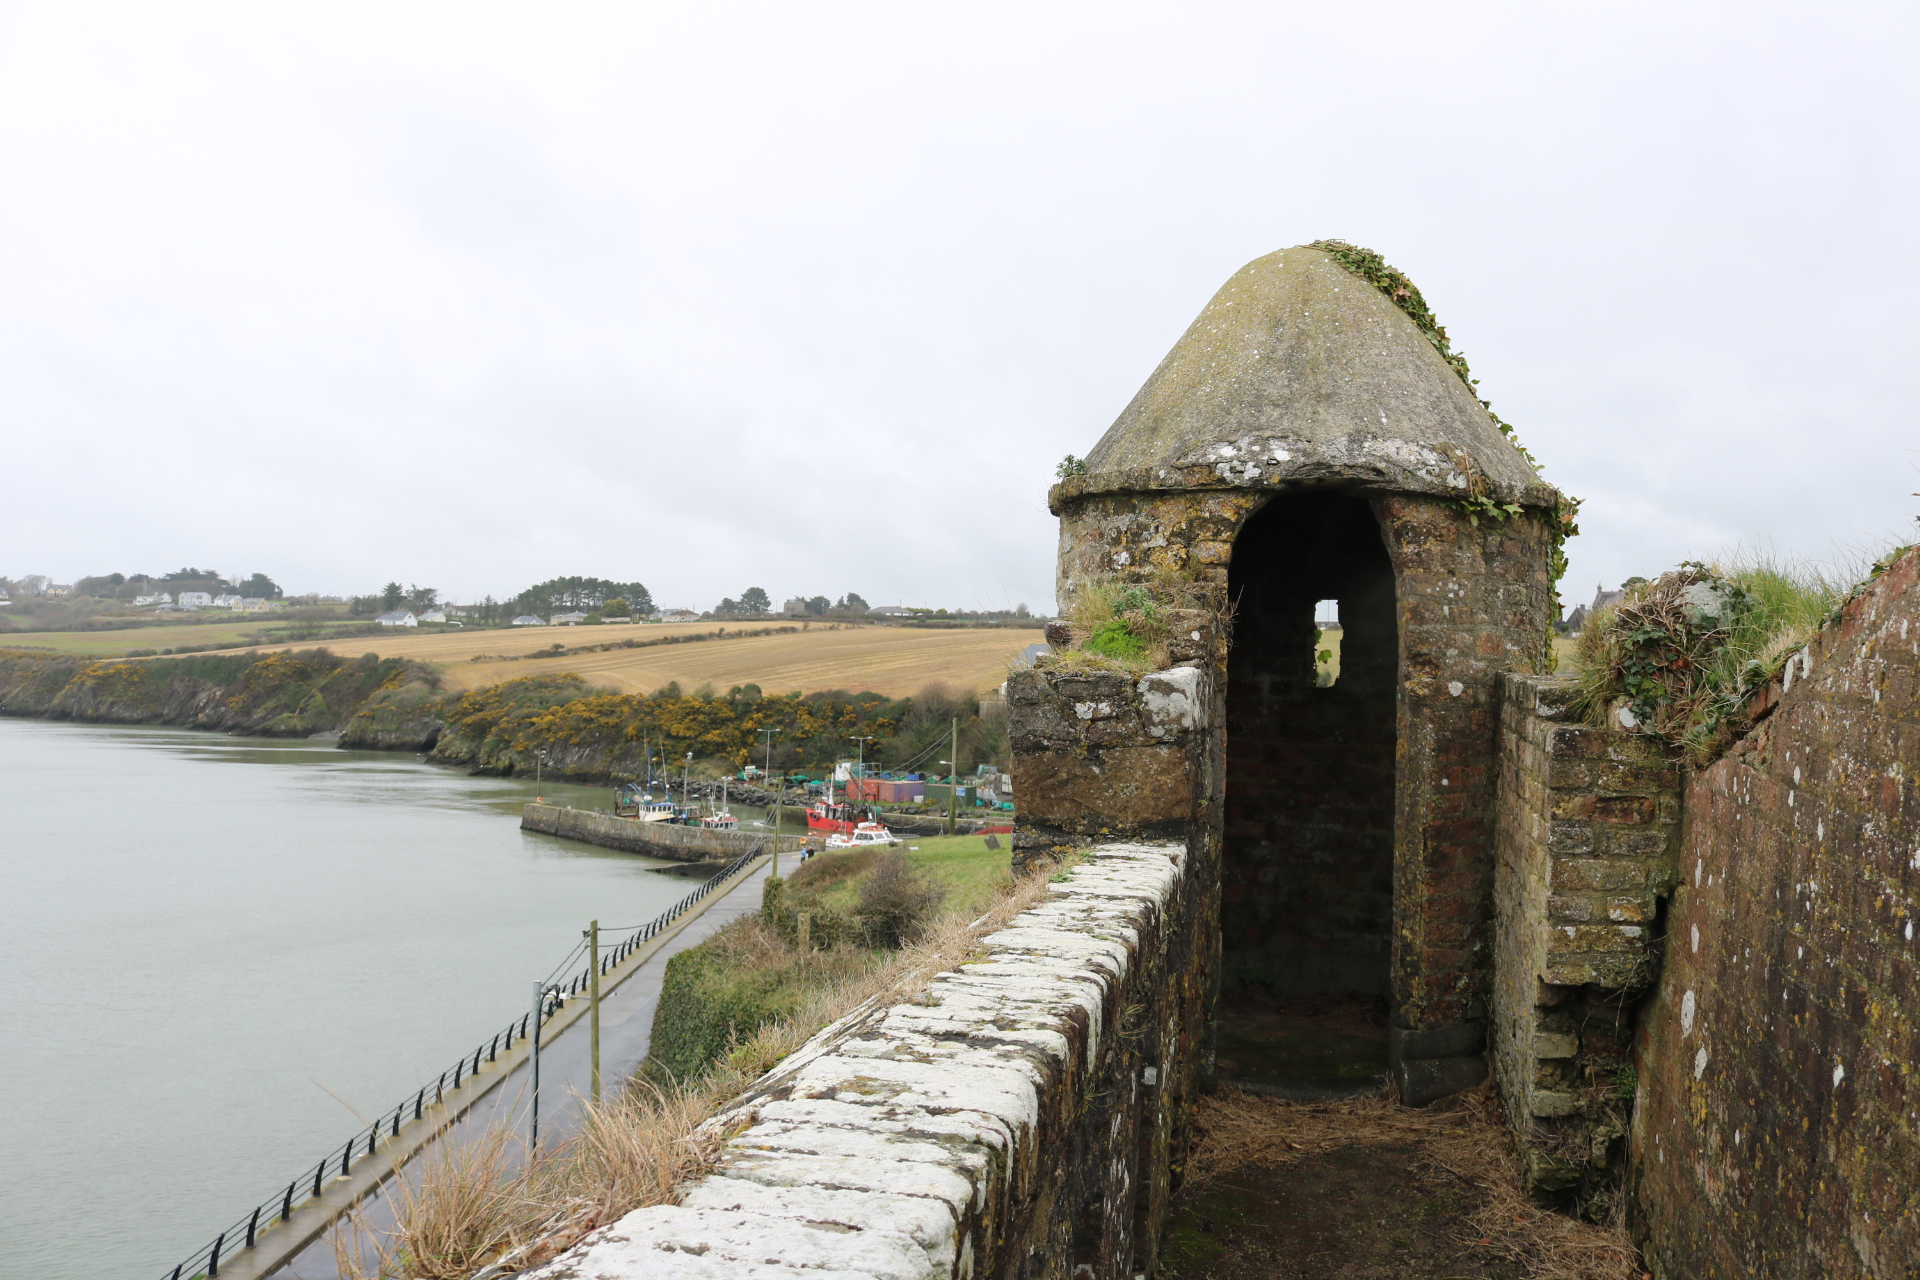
[1216, 489, 1398, 1096]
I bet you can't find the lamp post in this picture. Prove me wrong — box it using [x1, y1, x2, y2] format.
[529, 980, 559, 1153]
[585, 920, 601, 1106]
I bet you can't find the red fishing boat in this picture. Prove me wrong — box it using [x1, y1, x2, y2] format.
[805, 776, 873, 835]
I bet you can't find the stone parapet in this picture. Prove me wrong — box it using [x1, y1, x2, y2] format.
[528, 841, 1202, 1280]
[1007, 665, 1210, 876]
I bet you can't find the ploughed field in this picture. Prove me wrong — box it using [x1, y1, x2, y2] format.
[262, 622, 1046, 699]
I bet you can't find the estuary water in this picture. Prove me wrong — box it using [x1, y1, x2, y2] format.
[0, 718, 723, 1280]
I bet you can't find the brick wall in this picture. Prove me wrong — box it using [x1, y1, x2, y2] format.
[1630, 547, 1920, 1278]
[1491, 673, 1682, 1209]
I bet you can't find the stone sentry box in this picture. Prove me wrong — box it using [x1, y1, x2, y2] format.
[1010, 244, 1563, 1105]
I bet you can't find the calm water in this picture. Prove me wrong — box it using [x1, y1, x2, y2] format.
[0, 718, 723, 1280]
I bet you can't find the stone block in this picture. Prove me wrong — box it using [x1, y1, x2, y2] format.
[1592, 826, 1675, 859]
[1534, 1032, 1579, 1060]
[1549, 859, 1650, 892]
[1014, 745, 1195, 831]
[1390, 1018, 1487, 1062]
[1546, 924, 1646, 954]
[1547, 893, 1595, 923]
[1396, 1055, 1488, 1107]
[1523, 1150, 1583, 1192]
[1547, 822, 1596, 854]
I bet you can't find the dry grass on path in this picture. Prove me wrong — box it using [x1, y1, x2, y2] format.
[1169, 1087, 1644, 1280]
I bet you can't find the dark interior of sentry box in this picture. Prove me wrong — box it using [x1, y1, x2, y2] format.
[1215, 490, 1397, 1095]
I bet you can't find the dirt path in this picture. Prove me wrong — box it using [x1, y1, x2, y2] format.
[1159, 1142, 1516, 1279]
[1156, 1089, 1644, 1280]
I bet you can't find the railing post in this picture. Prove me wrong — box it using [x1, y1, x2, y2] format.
[209, 1232, 224, 1277]
[415, 1087, 425, 1119]
[391, 1109, 401, 1138]
[366, 1128, 377, 1157]
[313, 1162, 324, 1198]
[340, 1142, 351, 1178]
[282, 1183, 294, 1221]
[453, 1059, 463, 1089]
[246, 1206, 260, 1249]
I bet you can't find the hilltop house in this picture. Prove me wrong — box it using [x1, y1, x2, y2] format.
[868, 604, 917, 617]
[212, 593, 244, 609]
[134, 593, 173, 607]
[651, 608, 699, 622]
[416, 609, 447, 624]
[177, 591, 213, 610]
[550, 611, 589, 625]
[376, 610, 418, 627]
[511, 614, 547, 626]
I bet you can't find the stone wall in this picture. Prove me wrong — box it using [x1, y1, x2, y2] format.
[529, 841, 1202, 1280]
[1005, 664, 1212, 874]
[1491, 672, 1682, 1208]
[1041, 484, 1557, 1103]
[520, 803, 808, 861]
[1630, 548, 1920, 1278]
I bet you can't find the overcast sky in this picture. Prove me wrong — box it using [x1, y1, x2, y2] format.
[2, 2, 1914, 613]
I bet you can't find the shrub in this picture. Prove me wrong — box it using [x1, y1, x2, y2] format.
[856, 850, 948, 948]
[1572, 549, 1910, 764]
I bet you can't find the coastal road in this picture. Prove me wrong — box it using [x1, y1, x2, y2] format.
[270, 857, 774, 1280]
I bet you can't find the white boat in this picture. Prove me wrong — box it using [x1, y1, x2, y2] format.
[824, 821, 900, 849]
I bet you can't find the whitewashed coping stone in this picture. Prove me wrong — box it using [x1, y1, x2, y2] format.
[525, 841, 1186, 1280]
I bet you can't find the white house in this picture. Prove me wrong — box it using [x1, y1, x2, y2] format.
[376, 610, 418, 627]
[550, 611, 589, 625]
[177, 591, 213, 610]
[417, 609, 447, 623]
[512, 614, 548, 626]
[651, 608, 699, 622]
[868, 605, 917, 617]
[212, 593, 244, 609]
[135, 593, 173, 607]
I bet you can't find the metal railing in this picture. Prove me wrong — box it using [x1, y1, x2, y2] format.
[154, 846, 765, 1280]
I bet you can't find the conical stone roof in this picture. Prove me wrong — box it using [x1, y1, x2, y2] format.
[1057, 246, 1559, 510]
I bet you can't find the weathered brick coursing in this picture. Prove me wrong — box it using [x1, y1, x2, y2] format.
[1491, 673, 1682, 1203]
[528, 843, 1202, 1280]
[1630, 548, 1920, 1279]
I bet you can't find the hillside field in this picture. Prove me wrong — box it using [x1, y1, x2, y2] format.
[0, 618, 353, 655]
[254, 621, 1046, 699]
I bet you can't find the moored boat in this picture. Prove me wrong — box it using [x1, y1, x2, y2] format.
[824, 821, 900, 849]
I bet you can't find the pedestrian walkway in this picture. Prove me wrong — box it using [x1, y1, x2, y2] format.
[273, 859, 773, 1279]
